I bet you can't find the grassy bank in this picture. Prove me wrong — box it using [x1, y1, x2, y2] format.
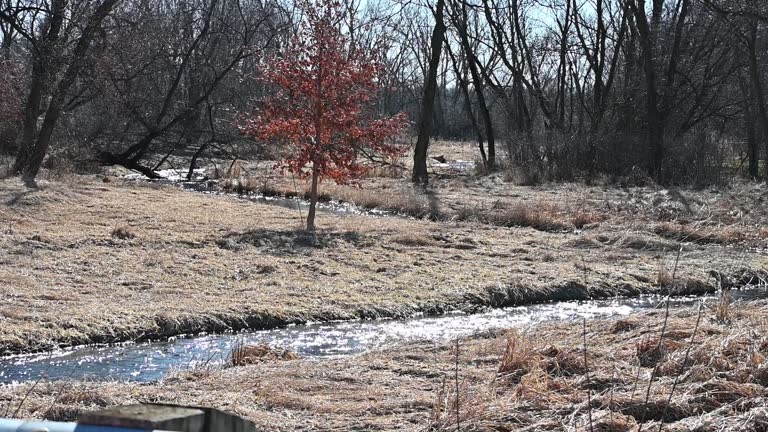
[1, 173, 766, 356]
[219, 142, 768, 244]
[3, 301, 767, 431]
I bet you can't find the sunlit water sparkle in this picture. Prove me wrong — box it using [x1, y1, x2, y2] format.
[1, 289, 766, 384]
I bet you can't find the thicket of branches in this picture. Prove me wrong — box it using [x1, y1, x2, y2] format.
[415, 0, 768, 185]
[1, 0, 767, 186]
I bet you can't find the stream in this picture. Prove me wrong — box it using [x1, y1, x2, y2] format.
[1, 288, 766, 384]
[2, 169, 764, 384]
[127, 169, 393, 217]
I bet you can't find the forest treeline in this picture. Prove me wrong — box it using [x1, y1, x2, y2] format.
[1, 0, 767, 185]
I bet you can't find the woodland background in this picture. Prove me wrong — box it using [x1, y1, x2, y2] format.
[1, 0, 767, 186]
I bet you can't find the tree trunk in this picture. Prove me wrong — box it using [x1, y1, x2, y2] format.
[746, 104, 759, 179]
[187, 142, 208, 180]
[0, 32, 10, 61]
[0, 26, 18, 154]
[445, 41, 486, 169]
[22, 99, 64, 179]
[454, 0, 495, 169]
[12, 60, 45, 172]
[631, 0, 664, 182]
[557, 1, 571, 127]
[746, 19, 768, 179]
[474, 78, 495, 169]
[412, 0, 446, 185]
[432, 77, 445, 138]
[14, 0, 121, 179]
[306, 163, 320, 231]
[12, 0, 66, 174]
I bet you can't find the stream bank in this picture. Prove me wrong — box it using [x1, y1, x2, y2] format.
[2, 178, 767, 364]
[2, 286, 767, 384]
[2, 301, 767, 431]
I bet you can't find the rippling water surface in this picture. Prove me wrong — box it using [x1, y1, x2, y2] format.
[1, 289, 765, 384]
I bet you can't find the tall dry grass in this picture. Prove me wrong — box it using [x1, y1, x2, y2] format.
[431, 299, 768, 431]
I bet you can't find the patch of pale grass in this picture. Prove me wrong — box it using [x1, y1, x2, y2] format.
[492, 202, 570, 232]
[228, 341, 300, 367]
[654, 222, 747, 245]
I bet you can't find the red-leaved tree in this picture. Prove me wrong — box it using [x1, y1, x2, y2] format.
[239, 0, 407, 231]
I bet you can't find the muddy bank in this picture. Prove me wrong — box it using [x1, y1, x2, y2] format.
[3, 301, 767, 431]
[1, 177, 767, 356]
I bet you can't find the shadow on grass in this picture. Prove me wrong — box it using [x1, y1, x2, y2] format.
[216, 228, 367, 255]
[2, 176, 40, 206]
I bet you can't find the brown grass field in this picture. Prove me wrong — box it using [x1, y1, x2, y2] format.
[2, 301, 767, 431]
[1, 142, 768, 356]
[2, 141, 768, 430]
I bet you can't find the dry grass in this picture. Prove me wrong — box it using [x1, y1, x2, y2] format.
[223, 176, 437, 219]
[209, 142, 768, 247]
[497, 334, 540, 378]
[439, 302, 768, 431]
[228, 341, 300, 366]
[0, 175, 766, 356]
[571, 209, 608, 229]
[4, 302, 768, 431]
[110, 226, 135, 240]
[492, 202, 570, 232]
[454, 201, 572, 232]
[391, 233, 435, 247]
[715, 289, 732, 323]
[331, 186, 437, 219]
[210, 141, 768, 226]
[654, 222, 749, 245]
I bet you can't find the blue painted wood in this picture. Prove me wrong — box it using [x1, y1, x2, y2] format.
[0, 419, 170, 432]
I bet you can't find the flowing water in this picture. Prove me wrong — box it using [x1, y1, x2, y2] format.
[126, 169, 393, 217]
[1, 288, 766, 384]
[189, 187, 393, 217]
[3, 169, 762, 384]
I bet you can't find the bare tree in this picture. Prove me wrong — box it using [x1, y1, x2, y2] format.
[412, 0, 446, 184]
[97, 0, 288, 178]
[1, 0, 122, 180]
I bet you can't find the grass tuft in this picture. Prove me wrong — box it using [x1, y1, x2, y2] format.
[492, 202, 570, 232]
[497, 333, 539, 381]
[715, 289, 732, 323]
[654, 222, 746, 245]
[110, 226, 135, 240]
[229, 341, 300, 367]
[571, 210, 607, 229]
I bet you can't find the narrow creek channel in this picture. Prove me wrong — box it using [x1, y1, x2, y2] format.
[128, 169, 395, 217]
[2, 289, 766, 384]
[3, 171, 764, 384]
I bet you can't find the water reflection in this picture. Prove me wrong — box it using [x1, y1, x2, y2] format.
[1, 288, 765, 384]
